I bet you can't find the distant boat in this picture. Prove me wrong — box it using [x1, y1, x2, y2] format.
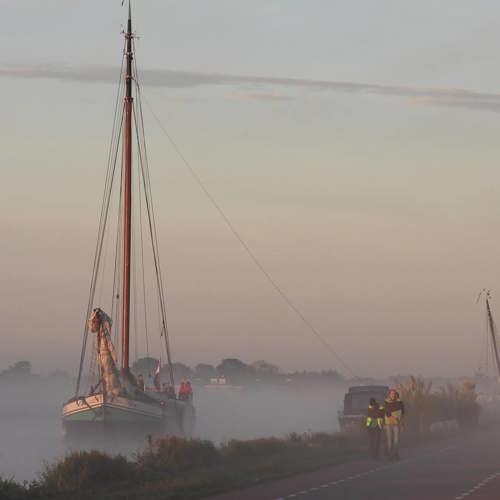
[62, 2, 195, 437]
[205, 376, 243, 390]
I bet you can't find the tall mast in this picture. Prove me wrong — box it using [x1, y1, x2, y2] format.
[121, 1, 133, 373]
[485, 294, 500, 382]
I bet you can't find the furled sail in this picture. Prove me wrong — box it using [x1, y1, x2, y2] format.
[88, 308, 122, 397]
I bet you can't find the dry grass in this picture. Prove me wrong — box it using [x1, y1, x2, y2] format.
[9, 432, 364, 499]
[35, 450, 134, 497]
[136, 436, 220, 476]
[0, 477, 27, 500]
[396, 376, 480, 434]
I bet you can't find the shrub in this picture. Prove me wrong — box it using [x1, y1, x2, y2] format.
[39, 450, 133, 494]
[396, 376, 480, 434]
[305, 432, 354, 449]
[222, 437, 287, 458]
[437, 380, 480, 428]
[0, 477, 27, 500]
[136, 436, 220, 475]
[286, 432, 305, 444]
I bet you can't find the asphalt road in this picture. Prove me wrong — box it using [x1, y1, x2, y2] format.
[208, 429, 500, 500]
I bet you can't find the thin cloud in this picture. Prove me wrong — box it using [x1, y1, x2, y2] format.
[2, 62, 500, 112]
[226, 91, 293, 102]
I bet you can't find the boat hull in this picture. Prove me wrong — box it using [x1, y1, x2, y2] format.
[62, 393, 194, 438]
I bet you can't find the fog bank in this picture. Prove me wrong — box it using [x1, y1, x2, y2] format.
[0, 378, 345, 481]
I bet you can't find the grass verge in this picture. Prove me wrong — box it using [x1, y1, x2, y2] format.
[3, 432, 367, 500]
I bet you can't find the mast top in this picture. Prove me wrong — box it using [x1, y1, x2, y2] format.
[124, 0, 134, 101]
[126, 0, 132, 34]
[477, 288, 491, 304]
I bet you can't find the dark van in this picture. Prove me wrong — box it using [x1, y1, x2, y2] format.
[338, 385, 389, 431]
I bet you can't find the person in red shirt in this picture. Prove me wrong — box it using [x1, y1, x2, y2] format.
[178, 379, 193, 401]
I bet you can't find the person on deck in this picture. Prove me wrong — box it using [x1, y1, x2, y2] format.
[137, 373, 145, 391]
[163, 383, 176, 400]
[178, 379, 188, 400]
[178, 379, 193, 401]
[366, 398, 384, 459]
[185, 380, 193, 400]
[384, 389, 405, 461]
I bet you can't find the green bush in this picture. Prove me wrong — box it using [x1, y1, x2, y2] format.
[39, 450, 134, 494]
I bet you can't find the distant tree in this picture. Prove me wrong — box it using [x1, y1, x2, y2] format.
[171, 362, 193, 381]
[216, 358, 256, 384]
[132, 357, 158, 377]
[320, 370, 344, 383]
[287, 369, 344, 384]
[0, 360, 32, 378]
[195, 363, 216, 381]
[159, 364, 171, 381]
[252, 360, 281, 377]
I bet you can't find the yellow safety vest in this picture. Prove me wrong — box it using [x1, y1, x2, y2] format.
[366, 405, 384, 429]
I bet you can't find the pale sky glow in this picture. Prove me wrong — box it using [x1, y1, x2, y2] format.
[2, 1, 500, 377]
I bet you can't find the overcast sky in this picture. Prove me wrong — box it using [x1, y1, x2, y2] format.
[3, 0, 500, 377]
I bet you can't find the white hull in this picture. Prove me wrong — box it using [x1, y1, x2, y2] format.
[62, 392, 194, 437]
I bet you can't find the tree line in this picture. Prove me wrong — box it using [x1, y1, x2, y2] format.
[131, 357, 345, 386]
[0, 358, 346, 386]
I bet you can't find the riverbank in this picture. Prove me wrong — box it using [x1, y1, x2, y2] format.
[1, 427, 464, 500]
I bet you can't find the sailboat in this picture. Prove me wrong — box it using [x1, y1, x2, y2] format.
[62, 3, 195, 437]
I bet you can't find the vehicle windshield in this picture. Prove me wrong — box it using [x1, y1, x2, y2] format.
[348, 392, 386, 412]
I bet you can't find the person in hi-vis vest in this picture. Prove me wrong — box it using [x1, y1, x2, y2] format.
[366, 398, 385, 459]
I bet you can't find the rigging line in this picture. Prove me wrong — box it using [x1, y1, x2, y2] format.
[477, 291, 486, 372]
[131, 142, 140, 362]
[477, 289, 490, 375]
[486, 308, 491, 376]
[75, 66, 126, 396]
[97, 139, 121, 310]
[78, 62, 125, 392]
[132, 84, 175, 386]
[113, 133, 125, 348]
[479, 315, 486, 374]
[482, 303, 489, 374]
[133, 103, 174, 373]
[132, 202, 139, 362]
[97, 71, 126, 309]
[141, 95, 357, 378]
[157, 289, 165, 365]
[137, 143, 150, 357]
[88, 334, 97, 383]
[102, 43, 126, 228]
[132, 55, 175, 382]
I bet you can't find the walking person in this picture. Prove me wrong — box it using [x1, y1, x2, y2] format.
[366, 398, 384, 459]
[384, 389, 405, 461]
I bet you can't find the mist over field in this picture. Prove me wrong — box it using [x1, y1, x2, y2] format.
[0, 376, 346, 482]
